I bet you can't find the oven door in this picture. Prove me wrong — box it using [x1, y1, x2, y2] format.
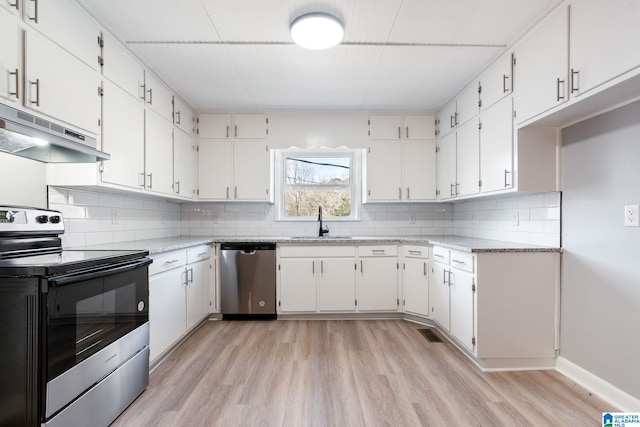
[44, 257, 151, 418]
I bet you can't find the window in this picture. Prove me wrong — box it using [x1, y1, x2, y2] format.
[275, 149, 362, 221]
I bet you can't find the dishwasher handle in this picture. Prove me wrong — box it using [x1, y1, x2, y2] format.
[241, 250, 256, 255]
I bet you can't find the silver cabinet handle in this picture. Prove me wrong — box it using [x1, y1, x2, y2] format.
[397, 126, 401, 139]
[405, 126, 409, 139]
[423, 262, 427, 276]
[175, 110, 181, 125]
[9, 69, 19, 99]
[226, 125, 229, 138]
[454, 112, 459, 126]
[455, 183, 459, 196]
[27, 0, 38, 22]
[321, 260, 324, 275]
[147, 173, 153, 189]
[139, 84, 146, 100]
[139, 172, 145, 188]
[450, 115, 455, 129]
[452, 259, 465, 265]
[504, 169, 511, 188]
[398, 188, 402, 200]
[234, 187, 238, 199]
[188, 267, 194, 284]
[175, 181, 180, 194]
[447, 270, 453, 286]
[146, 87, 153, 105]
[434, 253, 444, 259]
[164, 259, 180, 266]
[503, 74, 509, 93]
[235, 125, 238, 137]
[443, 269, 447, 284]
[29, 79, 40, 106]
[570, 68, 579, 94]
[360, 260, 363, 273]
[408, 250, 422, 256]
[8, 0, 18, 10]
[197, 251, 208, 257]
[406, 187, 410, 199]
[312, 261, 315, 275]
[450, 183, 455, 197]
[556, 78, 565, 101]
[372, 249, 386, 255]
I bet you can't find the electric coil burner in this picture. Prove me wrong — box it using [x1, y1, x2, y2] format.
[0, 206, 152, 427]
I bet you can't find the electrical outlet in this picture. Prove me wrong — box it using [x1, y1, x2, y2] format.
[409, 213, 416, 224]
[212, 214, 219, 224]
[511, 211, 519, 226]
[111, 209, 118, 225]
[624, 205, 639, 227]
[470, 214, 478, 226]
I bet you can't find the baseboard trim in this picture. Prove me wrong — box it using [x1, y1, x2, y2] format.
[555, 356, 640, 411]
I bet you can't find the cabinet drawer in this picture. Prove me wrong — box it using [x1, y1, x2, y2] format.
[402, 245, 429, 259]
[149, 250, 186, 275]
[358, 245, 398, 257]
[450, 250, 474, 273]
[432, 246, 450, 264]
[187, 245, 211, 263]
[279, 245, 355, 258]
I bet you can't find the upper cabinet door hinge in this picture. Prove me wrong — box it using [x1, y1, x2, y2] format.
[471, 337, 476, 346]
[478, 180, 482, 188]
[436, 189, 440, 196]
[478, 121, 482, 130]
[435, 146, 440, 153]
[98, 86, 104, 96]
[472, 284, 476, 292]
[513, 56, 517, 66]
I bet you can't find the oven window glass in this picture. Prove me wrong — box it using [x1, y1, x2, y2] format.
[47, 265, 148, 381]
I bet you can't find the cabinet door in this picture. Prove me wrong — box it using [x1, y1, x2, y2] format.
[438, 99, 457, 136]
[436, 132, 456, 200]
[186, 260, 210, 330]
[102, 32, 144, 99]
[149, 268, 187, 363]
[0, 7, 20, 104]
[456, 83, 480, 127]
[403, 141, 436, 201]
[233, 141, 270, 201]
[173, 128, 195, 199]
[366, 142, 402, 201]
[197, 139, 233, 200]
[279, 258, 317, 312]
[24, 0, 99, 70]
[233, 113, 267, 139]
[430, 262, 450, 330]
[368, 115, 402, 139]
[513, 6, 568, 124]
[358, 257, 398, 311]
[198, 113, 232, 138]
[480, 54, 513, 111]
[318, 258, 356, 312]
[173, 96, 194, 135]
[144, 110, 174, 195]
[403, 114, 435, 140]
[101, 80, 145, 189]
[24, 29, 100, 134]
[480, 96, 514, 193]
[144, 71, 173, 122]
[403, 258, 429, 316]
[570, 0, 640, 97]
[449, 269, 475, 353]
[456, 119, 480, 197]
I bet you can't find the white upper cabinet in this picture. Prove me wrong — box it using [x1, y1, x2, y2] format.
[101, 32, 144, 99]
[480, 96, 514, 194]
[100, 80, 145, 189]
[233, 140, 270, 200]
[438, 85, 479, 137]
[198, 139, 233, 200]
[569, 0, 640, 97]
[143, 71, 173, 122]
[24, 29, 100, 134]
[436, 131, 456, 201]
[480, 54, 513, 111]
[365, 142, 402, 201]
[455, 119, 480, 198]
[0, 6, 20, 104]
[403, 141, 437, 201]
[513, 5, 568, 124]
[438, 99, 458, 137]
[173, 96, 194, 135]
[144, 109, 174, 195]
[173, 128, 195, 199]
[368, 114, 435, 140]
[24, 0, 100, 70]
[198, 113, 267, 139]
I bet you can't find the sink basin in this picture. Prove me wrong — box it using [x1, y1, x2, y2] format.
[288, 236, 353, 240]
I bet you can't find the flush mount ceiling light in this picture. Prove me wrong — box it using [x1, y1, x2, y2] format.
[290, 13, 344, 50]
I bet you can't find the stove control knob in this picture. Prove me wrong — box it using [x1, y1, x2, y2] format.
[36, 215, 49, 224]
[49, 215, 61, 224]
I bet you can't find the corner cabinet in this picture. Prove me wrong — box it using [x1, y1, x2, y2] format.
[430, 245, 559, 370]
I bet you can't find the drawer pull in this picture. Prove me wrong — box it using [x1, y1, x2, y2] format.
[164, 259, 180, 265]
[372, 249, 386, 254]
[434, 253, 444, 259]
[452, 259, 465, 264]
[408, 250, 422, 255]
[197, 252, 208, 257]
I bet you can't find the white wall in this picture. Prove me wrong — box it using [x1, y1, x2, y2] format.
[49, 187, 181, 248]
[0, 152, 47, 208]
[561, 100, 640, 401]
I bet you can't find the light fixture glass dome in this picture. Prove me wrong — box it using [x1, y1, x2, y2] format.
[290, 13, 344, 50]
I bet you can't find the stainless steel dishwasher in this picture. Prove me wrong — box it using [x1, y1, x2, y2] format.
[220, 242, 277, 319]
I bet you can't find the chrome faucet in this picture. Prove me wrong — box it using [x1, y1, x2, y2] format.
[318, 206, 329, 237]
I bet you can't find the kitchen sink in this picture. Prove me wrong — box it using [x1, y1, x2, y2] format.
[288, 236, 353, 240]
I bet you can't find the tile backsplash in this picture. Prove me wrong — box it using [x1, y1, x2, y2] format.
[49, 187, 181, 248]
[49, 187, 561, 248]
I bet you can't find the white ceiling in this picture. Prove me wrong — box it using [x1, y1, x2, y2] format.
[76, 0, 561, 112]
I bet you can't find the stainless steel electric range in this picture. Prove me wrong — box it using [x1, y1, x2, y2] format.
[0, 206, 152, 427]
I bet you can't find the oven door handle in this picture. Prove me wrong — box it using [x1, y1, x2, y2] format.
[49, 258, 152, 287]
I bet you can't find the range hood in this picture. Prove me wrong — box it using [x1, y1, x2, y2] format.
[0, 104, 110, 163]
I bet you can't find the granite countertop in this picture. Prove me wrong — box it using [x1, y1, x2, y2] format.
[73, 235, 561, 254]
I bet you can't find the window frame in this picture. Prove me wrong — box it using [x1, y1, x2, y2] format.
[274, 148, 362, 221]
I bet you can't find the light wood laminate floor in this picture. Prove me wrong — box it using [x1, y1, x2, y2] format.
[113, 320, 612, 426]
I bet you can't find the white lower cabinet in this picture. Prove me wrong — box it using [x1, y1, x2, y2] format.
[430, 245, 559, 369]
[357, 245, 399, 312]
[402, 245, 429, 317]
[149, 245, 211, 364]
[278, 245, 355, 313]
